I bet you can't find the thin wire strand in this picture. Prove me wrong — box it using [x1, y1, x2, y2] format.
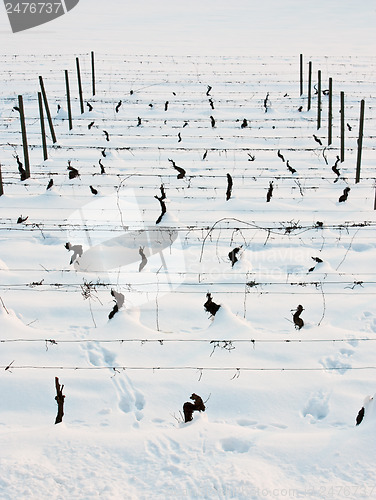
[1, 337, 375, 344]
[2, 365, 375, 372]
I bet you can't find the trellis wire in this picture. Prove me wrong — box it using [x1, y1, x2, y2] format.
[1, 337, 376, 345]
[2, 365, 376, 373]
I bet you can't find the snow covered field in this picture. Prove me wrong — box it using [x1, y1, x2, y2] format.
[1, 2, 376, 499]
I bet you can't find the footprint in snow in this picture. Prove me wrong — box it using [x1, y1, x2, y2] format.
[339, 348, 355, 357]
[146, 441, 161, 457]
[302, 391, 329, 422]
[113, 376, 146, 416]
[236, 419, 276, 430]
[168, 438, 181, 453]
[270, 423, 288, 429]
[135, 411, 144, 422]
[82, 338, 146, 419]
[135, 392, 146, 411]
[152, 418, 165, 424]
[146, 437, 181, 466]
[319, 350, 353, 374]
[359, 311, 376, 335]
[221, 437, 252, 453]
[101, 346, 116, 365]
[346, 338, 359, 348]
[237, 419, 258, 427]
[85, 343, 102, 366]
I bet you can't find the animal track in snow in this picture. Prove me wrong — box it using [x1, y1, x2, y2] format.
[86, 344, 102, 366]
[221, 437, 252, 453]
[135, 391, 146, 411]
[112, 376, 146, 416]
[319, 349, 353, 374]
[84, 342, 116, 367]
[339, 348, 355, 357]
[146, 441, 161, 457]
[237, 419, 257, 427]
[359, 311, 376, 336]
[101, 346, 116, 365]
[168, 438, 181, 453]
[146, 437, 181, 466]
[152, 418, 165, 425]
[82, 339, 145, 418]
[346, 338, 359, 348]
[270, 423, 288, 429]
[302, 391, 329, 422]
[371, 318, 376, 333]
[236, 419, 287, 430]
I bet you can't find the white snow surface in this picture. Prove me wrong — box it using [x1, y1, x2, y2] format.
[1, 1, 376, 499]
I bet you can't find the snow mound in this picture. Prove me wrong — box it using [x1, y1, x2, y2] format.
[0, 306, 33, 337]
[357, 394, 376, 429]
[100, 309, 160, 340]
[207, 304, 257, 340]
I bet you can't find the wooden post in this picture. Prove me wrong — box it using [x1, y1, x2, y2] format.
[307, 61, 312, 111]
[65, 70, 73, 131]
[76, 57, 84, 114]
[317, 70, 321, 130]
[328, 78, 333, 146]
[38, 92, 48, 161]
[18, 95, 30, 179]
[0, 163, 3, 196]
[39, 76, 57, 144]
[91, 51, 95, 96]
[54, 377, 65, 424]
[340, 91, 345, 162]
[355, 99, 365, 184]
[300, 54, 303, 96]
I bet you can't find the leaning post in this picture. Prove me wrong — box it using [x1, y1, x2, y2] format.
[65, 70, 73, 130]
[39, 76, 57, 144]
[38, 92, 48, 161]
[18, 95, 30, 179]
[76, 57, 84, 114]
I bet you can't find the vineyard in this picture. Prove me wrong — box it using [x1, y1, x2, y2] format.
[1, 53, 376, 498]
